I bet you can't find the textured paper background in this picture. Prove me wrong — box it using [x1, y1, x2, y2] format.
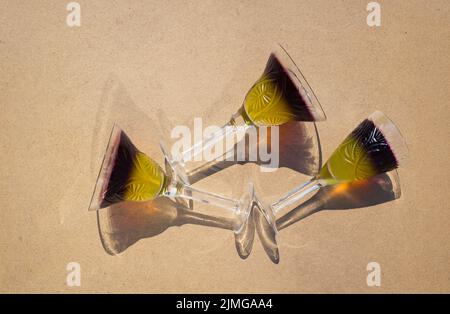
[1, 0, 449, 293]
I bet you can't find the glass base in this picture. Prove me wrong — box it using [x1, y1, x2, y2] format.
[252, 195, 279, 264]
[234, 184, 280, 263]
[232, 183, 254, 235]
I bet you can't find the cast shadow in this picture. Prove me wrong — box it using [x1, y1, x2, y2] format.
[187, 121, 321, 184]
[97, 197, 236, 255]
[276, 171, 402, 231]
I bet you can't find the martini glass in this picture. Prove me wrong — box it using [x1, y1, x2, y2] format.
[162, 44, 326, 185]
[87, 77, 249, 257]
[89, 125, 252, 234]
[252, 111, 408, 257]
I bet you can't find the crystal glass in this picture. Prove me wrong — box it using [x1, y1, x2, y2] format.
[270, 111, 408, 216]
[159, 45, 326, 259]
[89, 125, 252, 233]
[87, 77, 249, 257]
[247, 111, 407, 262]
[161, 44, 326, 185]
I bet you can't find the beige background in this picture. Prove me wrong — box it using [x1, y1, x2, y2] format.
[1, 0, 449, 293]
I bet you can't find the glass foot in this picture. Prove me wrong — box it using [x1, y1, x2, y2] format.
[234, 184, 280, 263]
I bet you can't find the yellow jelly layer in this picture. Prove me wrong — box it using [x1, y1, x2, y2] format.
[123, 152, 165, 201]
[243, 75, 299, 126]
[318, 135, 378, 184]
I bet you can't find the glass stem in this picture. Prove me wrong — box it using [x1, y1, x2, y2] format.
[186, 158, 236, 184]
[179, 111, 250, 163]
[271, 178, 322, 215]
[163, 180, 242, 214]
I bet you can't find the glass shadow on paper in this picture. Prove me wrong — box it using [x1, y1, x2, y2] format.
[97, 197, 235, 255]
[276, 170, 402, 231]
[187, 120, 322, 184]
